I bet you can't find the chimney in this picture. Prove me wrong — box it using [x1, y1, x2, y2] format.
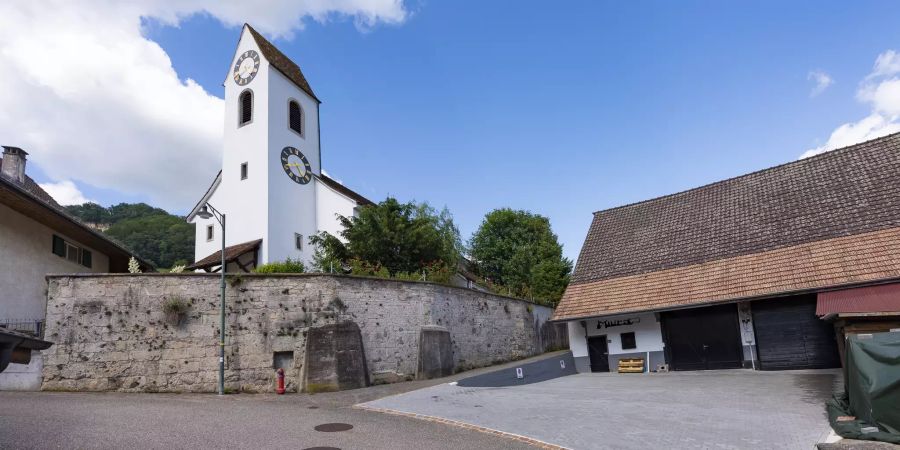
[1, 146, 28, 184]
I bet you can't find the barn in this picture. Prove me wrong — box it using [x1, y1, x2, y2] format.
[554, 133, 900, 373]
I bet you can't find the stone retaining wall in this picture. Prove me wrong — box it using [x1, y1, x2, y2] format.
[42, 274, 566, 393]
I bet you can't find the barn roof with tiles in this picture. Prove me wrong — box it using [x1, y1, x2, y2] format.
[554, 132, 900, 321]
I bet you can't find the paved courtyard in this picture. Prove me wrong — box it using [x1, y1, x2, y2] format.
[360, 369, 842, 449]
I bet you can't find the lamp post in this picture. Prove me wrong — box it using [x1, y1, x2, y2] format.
[196, 203, 226, 395]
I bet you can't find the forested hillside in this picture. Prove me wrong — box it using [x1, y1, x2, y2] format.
[65, 203, 194, 269]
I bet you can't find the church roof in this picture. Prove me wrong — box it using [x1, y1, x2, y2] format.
[187, 239, 262, 272]
[318, 174, 373, 206]
[245, 24, 320, 103]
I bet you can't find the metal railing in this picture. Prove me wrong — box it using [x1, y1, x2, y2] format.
[0, 319, 44, 338]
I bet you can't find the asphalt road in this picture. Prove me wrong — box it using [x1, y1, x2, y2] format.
[0, 353, 572, 450]
[0, 390, 531, 450]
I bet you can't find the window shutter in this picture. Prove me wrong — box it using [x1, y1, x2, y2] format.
[240, 91, 253, 125]
[82, 249, 93, 268]
[289, 101, 302, 134]
[52, 235, 66, 257]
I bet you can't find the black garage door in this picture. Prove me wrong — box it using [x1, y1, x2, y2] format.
[662, 304, 744, 371]
[752, 295, 840, 370]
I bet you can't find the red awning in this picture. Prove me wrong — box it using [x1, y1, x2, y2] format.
[817, 283, 900, 315]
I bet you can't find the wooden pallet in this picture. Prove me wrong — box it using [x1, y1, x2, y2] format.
[617, 358, 645, 373]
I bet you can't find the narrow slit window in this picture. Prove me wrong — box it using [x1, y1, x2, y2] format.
[240, 162, 248, 180]
[289, 100, 302, 135]
[295, 233, 303, 250]
[239, 90, 253, 126]
[207, 225, 214, 241]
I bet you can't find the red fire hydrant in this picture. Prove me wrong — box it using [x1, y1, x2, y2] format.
[276, 368, 286, 395]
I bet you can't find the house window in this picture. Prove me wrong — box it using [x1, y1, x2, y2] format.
[295, 233, 303, 250]
[51, 234, 92, 268]
[239, 90, 253, 126]
[288, 100, 303, 136]
[240, 162, 248, 180]
[621, 332, 637, 350]
[207, 225, 214, 242]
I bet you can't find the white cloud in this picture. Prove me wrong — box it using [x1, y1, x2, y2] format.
[38, 180, 93, 205]
[0, 1, 408, 212]
[807, 70, 833, 97]
[801, 50, 900, 158]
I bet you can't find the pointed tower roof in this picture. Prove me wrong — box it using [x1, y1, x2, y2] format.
[245, 24, 320, 103]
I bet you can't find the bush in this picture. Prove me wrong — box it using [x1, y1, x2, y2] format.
[162, 297, 190, 326]
[254, 258, 306, 274]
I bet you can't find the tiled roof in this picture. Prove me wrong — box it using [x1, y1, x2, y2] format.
[556, 132, 900, 321]
[246, 24, 319, 102]
[571, 132, 900, 285]
[554, 226, 900, 321]
[0, 156, 60, 208]
[187, 239, 262, 271]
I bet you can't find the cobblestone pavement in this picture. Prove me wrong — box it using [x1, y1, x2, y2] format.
[360, 369, 843, 450]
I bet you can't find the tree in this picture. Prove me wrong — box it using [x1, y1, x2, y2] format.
[309, 197, 461, 277]
[468, 209, 572, 305]
[105, 215, 194, 269]
[66, 203, 195, 270]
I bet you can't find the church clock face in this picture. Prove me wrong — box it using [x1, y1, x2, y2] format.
[280, 147, 313, 185]
[233, 50, 261, 86]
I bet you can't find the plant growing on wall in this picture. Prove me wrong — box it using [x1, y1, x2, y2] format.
[162, 297, 190, 326]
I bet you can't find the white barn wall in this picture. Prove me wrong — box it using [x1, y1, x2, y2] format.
[567, 312, 665, 373]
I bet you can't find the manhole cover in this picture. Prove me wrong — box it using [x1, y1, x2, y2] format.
[314, 423, 353, 432]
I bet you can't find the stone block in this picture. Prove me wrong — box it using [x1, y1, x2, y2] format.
[416, 326, 454, 380]
[303, 321, 368, 392]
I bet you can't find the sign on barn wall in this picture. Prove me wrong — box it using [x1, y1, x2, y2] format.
[597, 317, 641, 329]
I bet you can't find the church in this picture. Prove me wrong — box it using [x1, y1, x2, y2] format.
[187, 24, 371, 272]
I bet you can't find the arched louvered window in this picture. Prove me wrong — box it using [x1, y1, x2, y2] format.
[289, 100, 303, 135]
[239, 90, 253, 126]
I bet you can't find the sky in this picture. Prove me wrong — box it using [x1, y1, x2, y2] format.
[3, 1, 900, 261]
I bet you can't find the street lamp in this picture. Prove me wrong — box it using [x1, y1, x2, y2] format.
[196, 203, 226, 395]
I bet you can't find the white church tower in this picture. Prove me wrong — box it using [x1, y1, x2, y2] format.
[187, 24, 371, 272]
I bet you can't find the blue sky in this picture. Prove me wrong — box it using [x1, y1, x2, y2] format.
[15, 1, 900, 260]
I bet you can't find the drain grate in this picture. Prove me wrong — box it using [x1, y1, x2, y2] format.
[307, 405, 319, 409]
[302, 447, 341, 450]
[314, 423, 353, 432]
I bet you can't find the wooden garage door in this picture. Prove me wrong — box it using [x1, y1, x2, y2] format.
[752, 295, 840, 370]
[662, 304, 744, 371]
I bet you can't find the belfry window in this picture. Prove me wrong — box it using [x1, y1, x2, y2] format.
[289, 100, 303, 135]
[239, 90, 253, 126]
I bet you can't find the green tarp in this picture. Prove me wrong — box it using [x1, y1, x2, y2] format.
[828, 331, 900, 444]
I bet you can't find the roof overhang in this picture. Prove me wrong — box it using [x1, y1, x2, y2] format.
[187, 238, 262, 272]
[186, 170, 222, 223]
[817, 282, 900, 316]
[0, 328, 53, 373]
[0, 175, 153, 272]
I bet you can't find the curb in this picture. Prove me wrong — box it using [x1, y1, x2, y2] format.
[354, 404, 570, 450]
